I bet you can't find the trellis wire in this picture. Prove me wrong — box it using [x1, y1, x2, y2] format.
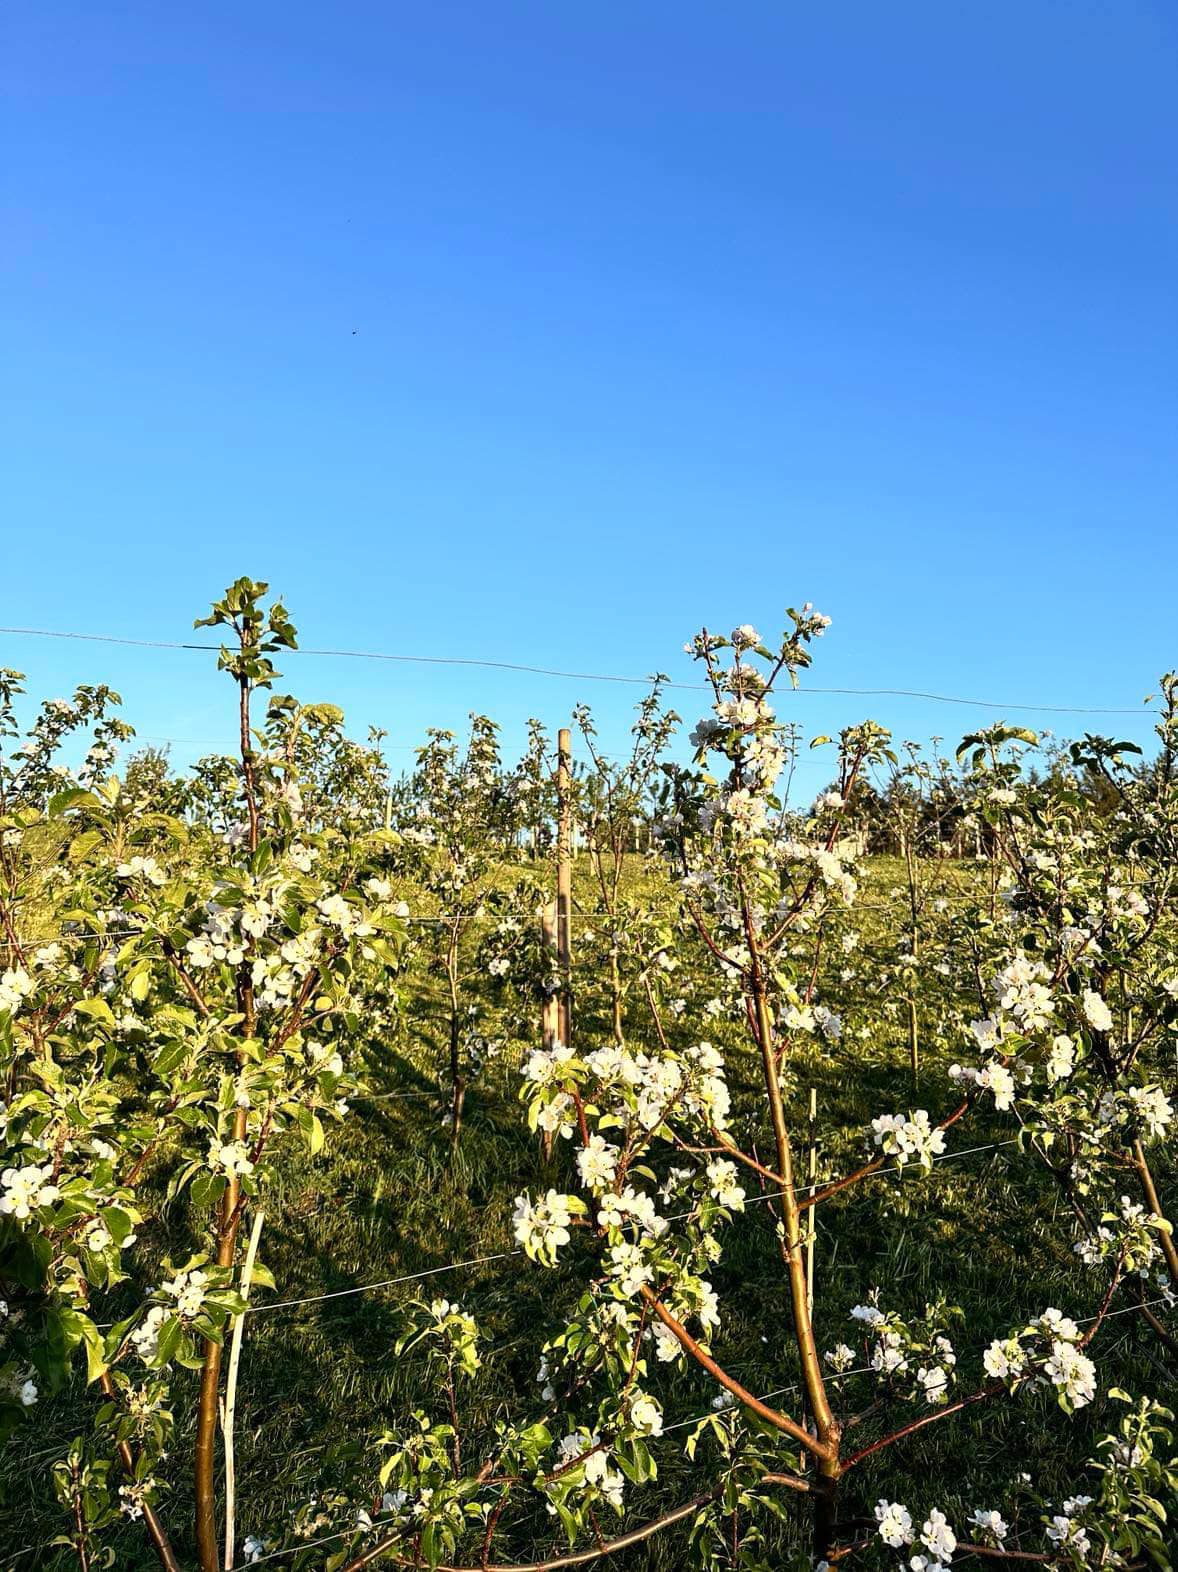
[243, 1137, 1021, 1319]
[0, 622, 1154, 715]
[9, 1294, 1173, 1570]
[209, 1290, 1178, 1569]
[1, 626, 1169, 1565]
[82, 1137, 1022, 1336]
[6, 863, 1171, 956]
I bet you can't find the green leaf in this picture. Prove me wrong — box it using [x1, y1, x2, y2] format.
[48, 788, 100, 817]
[67, 829, 106, 864]
[307, 1113, 325, 1155]
[249, 1261, 277, 1292]
[74, 998, 117, 1031]
[190, 1170, 227, 1209]
[81, 1321, 108, 1383]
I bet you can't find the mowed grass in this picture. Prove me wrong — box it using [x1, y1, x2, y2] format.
[2, 859, 1172, 1569]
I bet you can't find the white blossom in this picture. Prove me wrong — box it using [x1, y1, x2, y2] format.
[116, 855, 166, 886]
[130, 1306, 168, 1363]
[161, 1266, 210, 1319]
[208, 1140, 255, 1177]
[874, 1498, 913, 1547]
[1081, 989, 1113, 1034]
[0, 1163, 60, 1219]
[628, 1392, 663, 1436]
[704, 1158, 746, 1210]
[871, 1110, 946, 1169]
[966, 1507, 1007, 1543]
[575, 1135, 619, 1192]
[512, 1190, 575, 1264]
[919, 1508, 956, 1560]
[916, 1364, 950, 1405]
[0, 967, 34, 1017]
[1044, 1339, 1096, 1408]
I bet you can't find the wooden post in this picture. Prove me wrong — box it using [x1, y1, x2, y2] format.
[536, 729, 572, 1162]
[805, 1088, 818, 1315]
[556, 727, 572, 1048]
[906, 838, 920, 1090]
[539, 901, 560, 1164]
[541, 902, 561, 1049]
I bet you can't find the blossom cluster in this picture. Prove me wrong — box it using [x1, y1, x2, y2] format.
[844, 1295, 959, 1408]
[874, 1500, 958, 1568]
[870, 1110, 947, 1170]
[982, 1307, 1098, 1413]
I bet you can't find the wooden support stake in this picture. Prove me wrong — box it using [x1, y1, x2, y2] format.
[539, 900, 561, 1163]
[556, 726, 572, 1048]
[541, 901, 561, 1050]
[222, 1209, 265, 1572]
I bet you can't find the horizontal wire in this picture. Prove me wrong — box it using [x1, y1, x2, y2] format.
[349, 1088, 435, 1105]
[82, 1139, 1024, 1334]
[12, 1290, 1174, 1569]
[0, 624, 1153, 715]
[3, 912, 545, 948]
[236, 1288, 1172, 1565]
[132, 733, 424, 751]
[212, 1291, 1178, 1570]
[230, 1525, 361, 1569]
[223, 1366, 886, 1569]
[661, 1363, 878, 1435]
[241, 1139, 1020, 1318]
[0, 623, 1166, 1557]
[8, 862, 1170, 953]
[246, 1250, 521, 1316]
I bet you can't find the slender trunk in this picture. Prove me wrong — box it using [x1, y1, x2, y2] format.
[906, 839, 919, 1088]
[445, 1366, 462, 1474]
[539, 902, 560, 1163]
[556, 730, 572, 1049]
[70, 1459, 91, 1572]
[195, 1107, 245, 1571]
[237, 675, 258, 853]
[223, 1210, 265, 1571]
[805, 1087, 818, 1314]
[749, 979, 841, 1552]
[196, 662, 257, 1572]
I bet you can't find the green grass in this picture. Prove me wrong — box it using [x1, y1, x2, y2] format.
[2, 858, 1172, 1569]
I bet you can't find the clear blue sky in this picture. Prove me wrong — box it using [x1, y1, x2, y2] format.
[3, 2, 1175, 792]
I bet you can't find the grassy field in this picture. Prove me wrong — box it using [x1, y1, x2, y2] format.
[3, 856, 1171, 1569]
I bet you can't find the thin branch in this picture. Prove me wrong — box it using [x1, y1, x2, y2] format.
[638, 1287, 829, 1459]
[337, 1489, 719, 1572]
[798, 1099, 971, 1212]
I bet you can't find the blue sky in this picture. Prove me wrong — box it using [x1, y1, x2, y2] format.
[3, 2, 1175, 793]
